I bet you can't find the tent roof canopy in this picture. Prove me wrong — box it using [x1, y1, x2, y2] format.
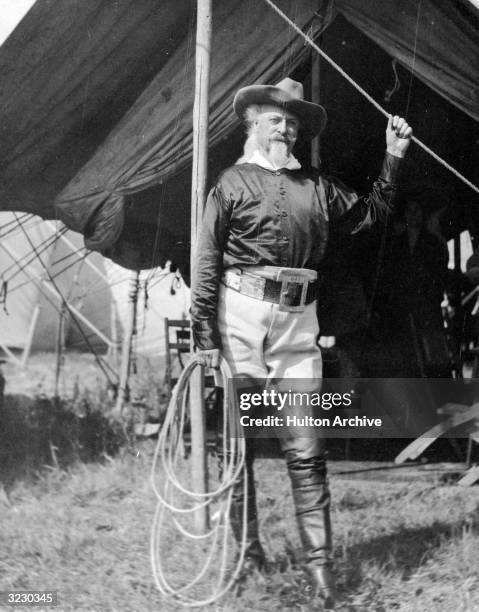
[0, 0, 191, 215]
[0, 0, 478, 271]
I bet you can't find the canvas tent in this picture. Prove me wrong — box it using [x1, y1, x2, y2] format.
[0, 0, 477, 275]
[0, 212, 190, 358]
[0, 212, 115, 355]
[105, 261, 190, 356]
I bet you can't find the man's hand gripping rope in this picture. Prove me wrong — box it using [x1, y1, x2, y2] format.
[196, 348, 221, 369]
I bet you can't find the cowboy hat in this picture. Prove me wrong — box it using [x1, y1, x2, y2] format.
[233, 77, 327, 136]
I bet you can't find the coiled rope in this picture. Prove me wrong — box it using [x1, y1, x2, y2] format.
[150, 355, 248, 607]
[263, 0, 479, 196]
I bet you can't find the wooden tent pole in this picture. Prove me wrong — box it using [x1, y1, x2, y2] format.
[108, 300, 120, 369]
[114, 270, 140, 416]
[190, 0, 212, 533]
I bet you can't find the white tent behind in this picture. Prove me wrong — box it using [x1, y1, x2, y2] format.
[105, 261, 190, 357]
[0, 212, 115, 356]
[0, 212, 190, 355]
[0, 211, 191, 360]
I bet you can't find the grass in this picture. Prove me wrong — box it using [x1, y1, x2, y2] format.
[0, 352, 169, 485]
[2, 445, 479, 611]
[2, 352, 479, 611]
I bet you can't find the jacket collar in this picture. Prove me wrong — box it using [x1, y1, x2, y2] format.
[242, 150, 301, 171]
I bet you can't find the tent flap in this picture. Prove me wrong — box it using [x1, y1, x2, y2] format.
[335, 0, 479, 122]
[0, 0, 192, 217]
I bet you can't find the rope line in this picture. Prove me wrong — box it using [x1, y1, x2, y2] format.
[2, 226, 68, 281]
[8, 244, 86, 293]
[150, 356, 248, 607]
[0, 241, 82, 322]
[0, 213, 33, 236]
[8, 248, 90, 296]
[12, 213, 118, 386]
[2, 214, 117, 384]
[262, 0, 479, 196]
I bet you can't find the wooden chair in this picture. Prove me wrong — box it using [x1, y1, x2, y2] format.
[163, 318, 219, 450]
[163, 317, 217, 394]
[164, 318, 192, 398]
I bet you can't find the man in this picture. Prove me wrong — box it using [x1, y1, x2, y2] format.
[379, 196, 449, 377]
[191, 78, 412, 608]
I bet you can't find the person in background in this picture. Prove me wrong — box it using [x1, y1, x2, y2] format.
[378, 196, 450, 377]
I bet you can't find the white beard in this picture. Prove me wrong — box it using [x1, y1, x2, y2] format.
[267, 140, 290, 168]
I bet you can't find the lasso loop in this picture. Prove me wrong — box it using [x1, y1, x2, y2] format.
[150, 355, 248, 606]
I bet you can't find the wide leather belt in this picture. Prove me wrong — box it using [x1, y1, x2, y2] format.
[221, 267, 318, 312]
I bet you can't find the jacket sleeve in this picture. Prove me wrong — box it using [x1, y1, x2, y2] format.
[326, 152, 402, 233]
[190, 182, 231, 350]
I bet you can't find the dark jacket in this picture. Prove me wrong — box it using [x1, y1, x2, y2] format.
[191, 152, 402, 350]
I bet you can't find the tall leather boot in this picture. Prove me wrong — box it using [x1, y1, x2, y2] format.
[287, 454, 336, 610]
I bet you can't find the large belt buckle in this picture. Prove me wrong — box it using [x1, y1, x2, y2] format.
[224, 270, 241, 291]
[276, 268, 317, 312]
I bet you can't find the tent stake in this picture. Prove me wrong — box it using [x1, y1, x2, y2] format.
[190, 0, 212, 534]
